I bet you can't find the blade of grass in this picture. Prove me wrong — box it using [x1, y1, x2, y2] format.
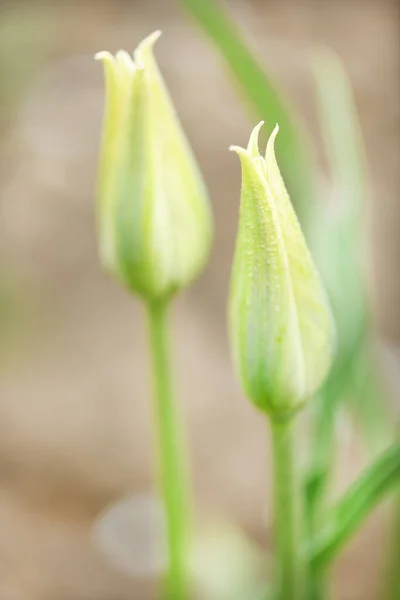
[176, 0, 316, 228]
[382, 430, 400, 600]
[307, 443, 400, 569]
[313, 48, 367, 218]
[311, 47, 369, 371]
[304, 47, 393, 599]
[349, 340, 391, 452]
[385, 492, 400, 600]
[305, 47, 389, 525]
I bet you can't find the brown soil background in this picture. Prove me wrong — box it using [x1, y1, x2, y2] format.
[0, 0, 399, 598]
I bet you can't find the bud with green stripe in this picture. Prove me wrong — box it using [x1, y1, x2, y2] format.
[229, 122, 335, 421]
[95, 32, 212, 305]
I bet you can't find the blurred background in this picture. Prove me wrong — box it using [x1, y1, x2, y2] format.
[0, 0, 399, 599]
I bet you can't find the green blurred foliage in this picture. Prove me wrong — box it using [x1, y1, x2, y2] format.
[176, 0, 399, 594]
[0, 4, 52, 350]
[178, 0, 390, 456]
[177, 0, 317, 229]
[0, 4, 51, 118]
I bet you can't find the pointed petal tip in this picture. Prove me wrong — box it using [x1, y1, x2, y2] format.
[265, 123, 280, 160]
[140, 29, 162, 48]
[247, 121, 264, 157]
[229, 144, 247, 156]
[115, 49, 131, 60]
[115, 49, 136, 72]
[95, 51, 113, 62]
[134, 30, 162, 67]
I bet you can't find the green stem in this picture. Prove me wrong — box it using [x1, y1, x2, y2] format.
[271, 418, 304, 600]
[384, 491, 400, 599]
[147, 301, 190, 600]
[303, 391, 336, 600]
[305, 569, 326, 600]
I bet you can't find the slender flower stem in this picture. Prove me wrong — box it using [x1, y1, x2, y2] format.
[271, 417, 304, 600]
[147, 300, 190, 600]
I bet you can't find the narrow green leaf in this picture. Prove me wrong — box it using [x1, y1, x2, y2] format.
[176, 0, 316, 228]
[384, 490, 400, 600]
[304, 53, 391, 600]
[311, 48, 369, 371]
[348, 340, 391, 452]
[307, 444, 400, 569]
[313, 48, 367, 220]
[307, 50, 389, 506]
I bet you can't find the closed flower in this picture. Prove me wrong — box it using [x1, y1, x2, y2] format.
[95, 32, 212, 304]
[229, 122, 335, 420]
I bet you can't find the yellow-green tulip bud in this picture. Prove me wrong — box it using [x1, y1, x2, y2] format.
[95, 32, 212, 303]
[229, 122, 335, 420]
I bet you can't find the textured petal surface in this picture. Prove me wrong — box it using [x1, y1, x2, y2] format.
[96, 32, 212, 302]
[229, 123, 334, 418]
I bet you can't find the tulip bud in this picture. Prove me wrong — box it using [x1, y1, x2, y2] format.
[229, 123, 335, 420]
[95, 32, 212, 303]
